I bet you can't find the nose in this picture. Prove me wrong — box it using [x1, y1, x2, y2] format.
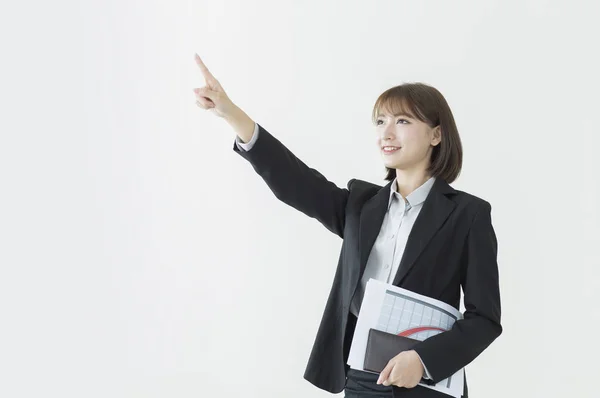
[381, 123, 396, 141]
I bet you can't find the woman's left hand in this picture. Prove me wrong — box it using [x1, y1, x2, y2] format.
[376, 349, 424, 388]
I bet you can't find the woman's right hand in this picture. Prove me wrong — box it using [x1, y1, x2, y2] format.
[193, 53, 237, 119]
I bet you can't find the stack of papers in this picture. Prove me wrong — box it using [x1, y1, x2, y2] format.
[347, 279, 465, 398]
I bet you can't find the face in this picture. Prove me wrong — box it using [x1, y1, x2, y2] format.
[375, 109, 441, 175]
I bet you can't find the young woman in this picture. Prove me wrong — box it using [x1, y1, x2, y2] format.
[193, 53, 502, 398]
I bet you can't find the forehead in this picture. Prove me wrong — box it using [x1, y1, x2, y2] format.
[375, 99, 418, 119]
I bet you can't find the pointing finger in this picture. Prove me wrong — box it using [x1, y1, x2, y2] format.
[195, 53, 217, 83]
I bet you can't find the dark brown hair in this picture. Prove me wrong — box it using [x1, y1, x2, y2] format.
[372, 83, 463, 184]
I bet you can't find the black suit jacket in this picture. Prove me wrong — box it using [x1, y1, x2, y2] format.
[233, 123, 502, 397]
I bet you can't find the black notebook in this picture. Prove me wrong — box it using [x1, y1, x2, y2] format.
[363, 328, 436, 385]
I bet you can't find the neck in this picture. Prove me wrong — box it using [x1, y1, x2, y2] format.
[394, 170, 431, 198]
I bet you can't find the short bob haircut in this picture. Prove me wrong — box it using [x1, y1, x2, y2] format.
[372, 83, 463, 184]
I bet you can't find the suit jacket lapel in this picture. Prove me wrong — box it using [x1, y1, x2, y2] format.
[357, 180, 393, 279]
[391, 177, 456, 286]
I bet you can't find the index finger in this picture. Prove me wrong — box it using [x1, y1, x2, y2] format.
[195, 53, 215, 82]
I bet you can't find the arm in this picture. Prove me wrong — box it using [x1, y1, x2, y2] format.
[233, 121, 354, 238]
[191, 55, 353, 239]
[412, 201, 503, 383]
[415, 353, 432, 380]
[235, 122, 260, 151]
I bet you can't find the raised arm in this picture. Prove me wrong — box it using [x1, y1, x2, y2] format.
[193, 53, 354, 238]
[233, 121, 354, 237]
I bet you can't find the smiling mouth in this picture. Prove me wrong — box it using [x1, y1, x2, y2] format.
[382, 147, 401, 154]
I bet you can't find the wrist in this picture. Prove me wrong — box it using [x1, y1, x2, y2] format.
[225, 106, 255, 143]
[223, 104, 244, 125]
[409, 350, 426, 377]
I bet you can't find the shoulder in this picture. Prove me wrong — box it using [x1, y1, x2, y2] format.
[343, 178, 385, 212]
[451, 188, 491, 210]
[346, 178, 381, 192]
[347, 178, 493, 217]
[449, 187, 493, 227]
[346, 178, 384, 202]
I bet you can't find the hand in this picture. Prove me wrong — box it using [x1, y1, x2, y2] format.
[193, 53, 237, 119]
[376, 350, 424, 389]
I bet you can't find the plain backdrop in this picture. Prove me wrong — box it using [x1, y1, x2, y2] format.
[1, 0, 599, 397]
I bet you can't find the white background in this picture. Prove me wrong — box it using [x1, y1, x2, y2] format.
[1, 0, 599, 397]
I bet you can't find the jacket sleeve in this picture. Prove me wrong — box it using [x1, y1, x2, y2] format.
[233, 122, 355, 239]
[412, 201, 503, 383]
[235, 122, 260, 151]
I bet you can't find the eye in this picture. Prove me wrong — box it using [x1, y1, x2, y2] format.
[376, 118, 410, 125]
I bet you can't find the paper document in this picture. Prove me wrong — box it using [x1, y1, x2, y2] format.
[347, 278, 465, 398]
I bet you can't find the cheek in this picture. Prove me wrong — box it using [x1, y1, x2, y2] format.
[403, 131, 429, 149]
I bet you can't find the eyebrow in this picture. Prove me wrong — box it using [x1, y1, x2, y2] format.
[377, 113, 414, 119]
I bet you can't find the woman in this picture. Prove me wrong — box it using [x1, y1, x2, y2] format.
[193, 53, 502, 398]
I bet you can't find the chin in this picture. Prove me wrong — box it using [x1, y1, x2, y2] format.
[385, 162, 402, 169]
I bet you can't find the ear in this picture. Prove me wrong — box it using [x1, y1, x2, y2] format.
[430, 125, 442, 147]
